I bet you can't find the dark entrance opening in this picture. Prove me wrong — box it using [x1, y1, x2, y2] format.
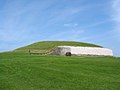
[66, 52, 72, 56]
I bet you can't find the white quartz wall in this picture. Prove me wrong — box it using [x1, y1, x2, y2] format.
[71, 47, 113, 56]
[57, 46, 113, 56]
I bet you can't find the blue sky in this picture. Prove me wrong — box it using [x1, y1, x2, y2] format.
[0, 0, 120, 56]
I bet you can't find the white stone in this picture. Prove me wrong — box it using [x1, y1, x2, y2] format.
[51, 46, 113, 56]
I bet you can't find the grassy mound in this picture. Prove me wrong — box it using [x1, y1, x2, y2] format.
[0, 52, 120, 90]
[14, 41, 102, 54]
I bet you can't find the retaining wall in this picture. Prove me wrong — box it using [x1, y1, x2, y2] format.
[53, 46, 113, 56]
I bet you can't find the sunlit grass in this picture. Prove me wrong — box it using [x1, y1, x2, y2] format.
[0, 52, 120, 90]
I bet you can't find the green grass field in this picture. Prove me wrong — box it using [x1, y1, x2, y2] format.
[0, 52, 120, 90]
[0, 41, 119, 90]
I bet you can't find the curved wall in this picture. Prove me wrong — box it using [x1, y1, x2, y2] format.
[56, 46, 113, 56]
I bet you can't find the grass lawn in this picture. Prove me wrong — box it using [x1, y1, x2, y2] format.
[0, 52, 120, 90]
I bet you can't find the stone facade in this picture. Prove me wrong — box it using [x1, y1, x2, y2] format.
[51, 46, 113, 56]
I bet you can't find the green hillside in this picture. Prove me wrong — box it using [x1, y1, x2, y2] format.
[14, 41, 102, 54]
[0, 52, 120, 90]
[0, 41, 119, 90]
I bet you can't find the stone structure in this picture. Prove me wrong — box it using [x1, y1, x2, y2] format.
[51, 46, 113, 56]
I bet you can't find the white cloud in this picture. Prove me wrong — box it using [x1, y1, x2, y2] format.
[40, 7, 82, 30]
[111, 0, 120, 37]
[64, 23, 78, 27]
[112, 0, 120, 22]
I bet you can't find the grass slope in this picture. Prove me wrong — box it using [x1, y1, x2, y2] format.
[0, 52, 120, 90]
[14, 41, 102, 53]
